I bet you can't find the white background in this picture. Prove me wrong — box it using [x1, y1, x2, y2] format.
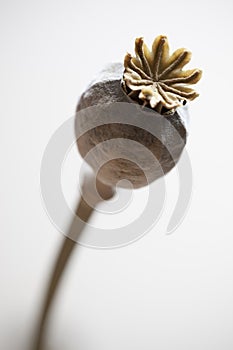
[0, 0, 233, 349]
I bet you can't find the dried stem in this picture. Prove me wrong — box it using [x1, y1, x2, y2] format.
[34, 176, 114, 350]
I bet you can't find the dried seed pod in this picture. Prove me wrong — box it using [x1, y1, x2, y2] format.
[75, 36, 202, 189]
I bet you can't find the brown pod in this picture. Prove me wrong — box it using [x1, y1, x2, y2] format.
[75, 36, 202, 189]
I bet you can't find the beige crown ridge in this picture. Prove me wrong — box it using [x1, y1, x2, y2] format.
[122, 35, 202, 115]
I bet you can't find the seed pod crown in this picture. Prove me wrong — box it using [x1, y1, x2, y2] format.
[122, 35, 202, 115]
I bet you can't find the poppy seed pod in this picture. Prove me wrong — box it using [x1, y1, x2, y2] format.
[75, 36, 202, 189]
